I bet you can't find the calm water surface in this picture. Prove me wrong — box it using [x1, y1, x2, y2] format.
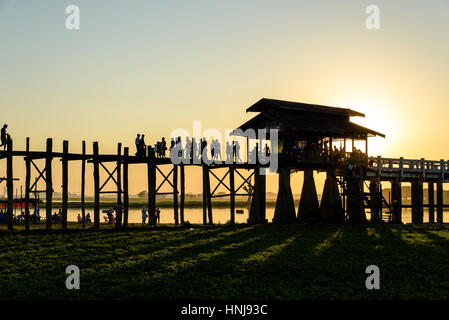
[59, 207, 449, 225]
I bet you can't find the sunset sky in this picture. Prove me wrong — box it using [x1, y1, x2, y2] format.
[0, 0, 448, 197]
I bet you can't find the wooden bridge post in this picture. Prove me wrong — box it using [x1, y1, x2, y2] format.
[123, 147, 129, 228]
[229, 166, 235, 225]
[93, 142, 100, 229]
[81, 141, 86, 228]
[421, 158, 426, 180]
[147, 146, 156, 225]
[6, 139, 13, 230]
[320, 170, 344, 223]
[173, 164, 179, 225]
[368, 177, 382, 223]
[391, 179, 402, 223]
[116, 143, 122, 229]
[45, 138, 53, 231]
[347, 172, 366, 224]
[248, 167, 266, 224]
[24, 137, 31, 231]
[428, 182, 435, 223]
[61, 140, 68, 230]
[411, 179, 423, 224]
[437, 180, 443, 223]
[206, 167, 213, 224]
[202, 164, 208, 224]
[377, 156, 382, 176]
[273, 167, 296, 224]
[297, 169, 320, 223]
[180, 164, 185, 224]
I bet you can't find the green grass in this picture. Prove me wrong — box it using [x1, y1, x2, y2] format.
[1, 223, 449, 299]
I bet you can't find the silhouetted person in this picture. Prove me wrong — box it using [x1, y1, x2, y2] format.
[185, 136, 191, 161]
[191, 137, 196, 160]
[161, 137, 167, 157]
[226, 141, 232, 163]
[210, 139, 215, 160]
[139, 134, 146, 157]
[141, 207, 147, 224]
[135, 134, 141, 156]
[234, 141, 241, 163]
[154, 141, 160, 157]
[156, 207, 160, 224]
[1, 124, 8, 150]
[107, 209, 114, 224]
[214, 139, 222, 162]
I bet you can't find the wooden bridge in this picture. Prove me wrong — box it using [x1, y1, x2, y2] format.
[0, 98, 447, 231]
[0, 137, 263, 231]
[367, 156, 449, 181]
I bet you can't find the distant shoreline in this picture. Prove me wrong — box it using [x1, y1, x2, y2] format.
[41, 199, 279, 209]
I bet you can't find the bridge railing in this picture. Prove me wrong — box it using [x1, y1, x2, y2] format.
[367, 156, 449, 177]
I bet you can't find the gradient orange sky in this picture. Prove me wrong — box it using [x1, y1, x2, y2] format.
[0, 0, 448, 197]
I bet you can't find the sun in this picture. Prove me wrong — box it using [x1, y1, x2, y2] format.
[336, 97, 399, 157]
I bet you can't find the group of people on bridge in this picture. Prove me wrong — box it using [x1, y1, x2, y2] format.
[281, 139, 366, 163]
[133, 134, 272, 164]
[135, 134, 168, 158]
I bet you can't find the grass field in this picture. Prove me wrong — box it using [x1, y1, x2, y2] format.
[1, 223, 449, 299]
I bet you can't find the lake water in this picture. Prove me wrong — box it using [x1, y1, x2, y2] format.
[59, 207, 449, 225]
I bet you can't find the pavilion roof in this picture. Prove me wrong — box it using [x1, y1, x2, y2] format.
[232, 98, 385, 138]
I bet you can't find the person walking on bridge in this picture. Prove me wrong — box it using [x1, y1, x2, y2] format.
[1, 124, 9, 150]
[135, 134, 141, 156]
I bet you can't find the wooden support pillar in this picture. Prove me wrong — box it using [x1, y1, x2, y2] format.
[365, 135, 368, 156]
[123, 147, 129, 228]
[93, 142, 100, 229]
[6, 139, 13, 230]
[25, 137, 31, 231]
[297, 169, 320, 223]
[428, 182, 435, 223]
[81, 141, 86, 228]
[391, 179, 402, 223]
[115, 143, 122, 229]
[61, 140, 68, 230]
[437, 180, 443, 223]
[368, 177, 382, 223]
[202, 165, 208, 225]
[173, 164, 179, 225]
[180, 164, 185, 224]
[411, 179, 423, 224]
[206, 167, 213, 224]
[45, 138, 53, 231]
[147, 146, 156, 225]
[229, 166, 235, 225]
[320, 170, 344, 223]
[273, 167, 296, 224]
[347, 172, 366, 224]
[248, 167, 266, 224]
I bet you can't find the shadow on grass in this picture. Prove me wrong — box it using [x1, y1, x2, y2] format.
[98, 225, 339, 299]
[3, 224, 449, 299]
